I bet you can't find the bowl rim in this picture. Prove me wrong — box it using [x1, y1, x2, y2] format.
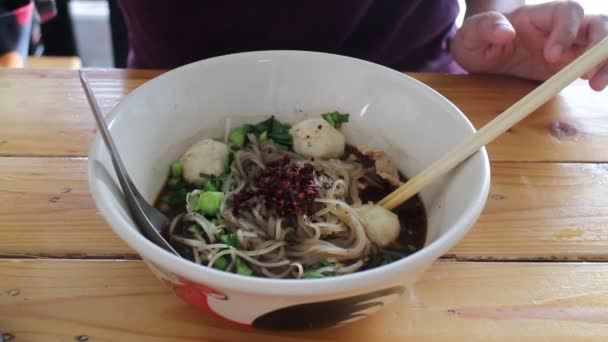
[88, 50, 491, 296]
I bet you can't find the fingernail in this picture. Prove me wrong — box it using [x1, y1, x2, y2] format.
[494, 22, 513, 33]
[549, 45, 563, 61]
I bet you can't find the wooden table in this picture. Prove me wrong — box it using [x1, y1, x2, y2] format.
[1, 68, 608, 341]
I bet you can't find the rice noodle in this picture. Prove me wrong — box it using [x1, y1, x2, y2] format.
[169, 213, 184, 235]
[167, 137, 406, 278]
[182, 212, 216, 243]
[337, 260, 365, 274]
[193, 248, 201, 264]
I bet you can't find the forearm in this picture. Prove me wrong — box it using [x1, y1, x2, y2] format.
[464, 0, 525, 18]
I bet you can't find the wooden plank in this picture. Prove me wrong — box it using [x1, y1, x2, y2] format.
[449, 162, 608, 260]
[2, 157, 608, 260]
[1, 259, 608, 341]
[1, 69, 607, 161]
[414, 74, 608, 163]
[26, 56, 82, 69]
[0, 69, 162, 157]
[0, 157, 132, 257]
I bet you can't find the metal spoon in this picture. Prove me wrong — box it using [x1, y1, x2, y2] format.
[79, 70, 179, 256]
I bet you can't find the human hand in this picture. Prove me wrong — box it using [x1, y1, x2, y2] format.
[450, 1, 608, 91]
[0, 51, 23, 68]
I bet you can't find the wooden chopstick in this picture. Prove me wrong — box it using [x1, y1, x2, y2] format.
[380, 36, 608, 211]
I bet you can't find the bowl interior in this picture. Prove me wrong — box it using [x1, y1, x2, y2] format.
[89, 51, 489, 291]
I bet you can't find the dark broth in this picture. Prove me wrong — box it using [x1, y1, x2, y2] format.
[155, 144, 428, 269]
[342, 145, 427, 255]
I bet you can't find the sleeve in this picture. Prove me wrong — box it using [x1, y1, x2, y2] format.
[0, 0, 34, 66]
[34, 0, 56, 23]
[0, 0, 56, 66]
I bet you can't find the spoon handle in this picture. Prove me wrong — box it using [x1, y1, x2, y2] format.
[79, 70, 139, 202]
[80, 70, 178, 255]
[380, 36, 608, 210]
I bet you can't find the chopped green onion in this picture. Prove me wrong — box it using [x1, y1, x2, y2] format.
[311, 258, 332, 269]
[158, 203, 171, 213]
[318, 259, 331, 267]
[303, 271, 325, 279]
[228, 127, 246, 147]
[321, 111, 350, 128]
[235, 257, 253, 276]
[220, 231, 238, 247]
[170, 162, 183, 178]
[201, 171, 230, 192]
[204, 181, 218, 192]
[259, 130, 268, 142]
[196, 191, 224, 216]
[213, 256, 229, 270]
[187, 225, 201, 234]
[408, 244, 417, 252]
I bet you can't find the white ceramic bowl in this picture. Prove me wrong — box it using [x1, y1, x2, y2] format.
[88, 51, 490, 330]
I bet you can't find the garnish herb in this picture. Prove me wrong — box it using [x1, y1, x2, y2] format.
[200, 152, 233, 192]
[187, 225, 201, 234]
[228, 127, 246, 147]
[232, 116, 293, 149]
[213, 256, 229, 270]
[303, 271, 325, 279]
[170, 162, 183, 178]
[204, 181, 218, 192]
[220, 230, 238, 247]
[259, 130, 268, 142]
[321, 111, 349, 128]
[235, 257, 253, 275]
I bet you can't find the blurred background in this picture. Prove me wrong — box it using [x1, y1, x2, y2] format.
[6, 0, 608, 69]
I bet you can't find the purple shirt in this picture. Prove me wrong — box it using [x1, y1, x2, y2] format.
[117, 1, 463, 72]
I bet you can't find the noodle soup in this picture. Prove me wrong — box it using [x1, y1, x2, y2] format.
[155, 113, 427, 279]
[88, 50, 491, 329]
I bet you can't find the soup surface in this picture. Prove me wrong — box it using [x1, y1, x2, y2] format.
[155, 114, 427, 279]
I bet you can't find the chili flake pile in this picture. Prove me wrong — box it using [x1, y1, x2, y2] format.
[232, 155, 320, 217]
